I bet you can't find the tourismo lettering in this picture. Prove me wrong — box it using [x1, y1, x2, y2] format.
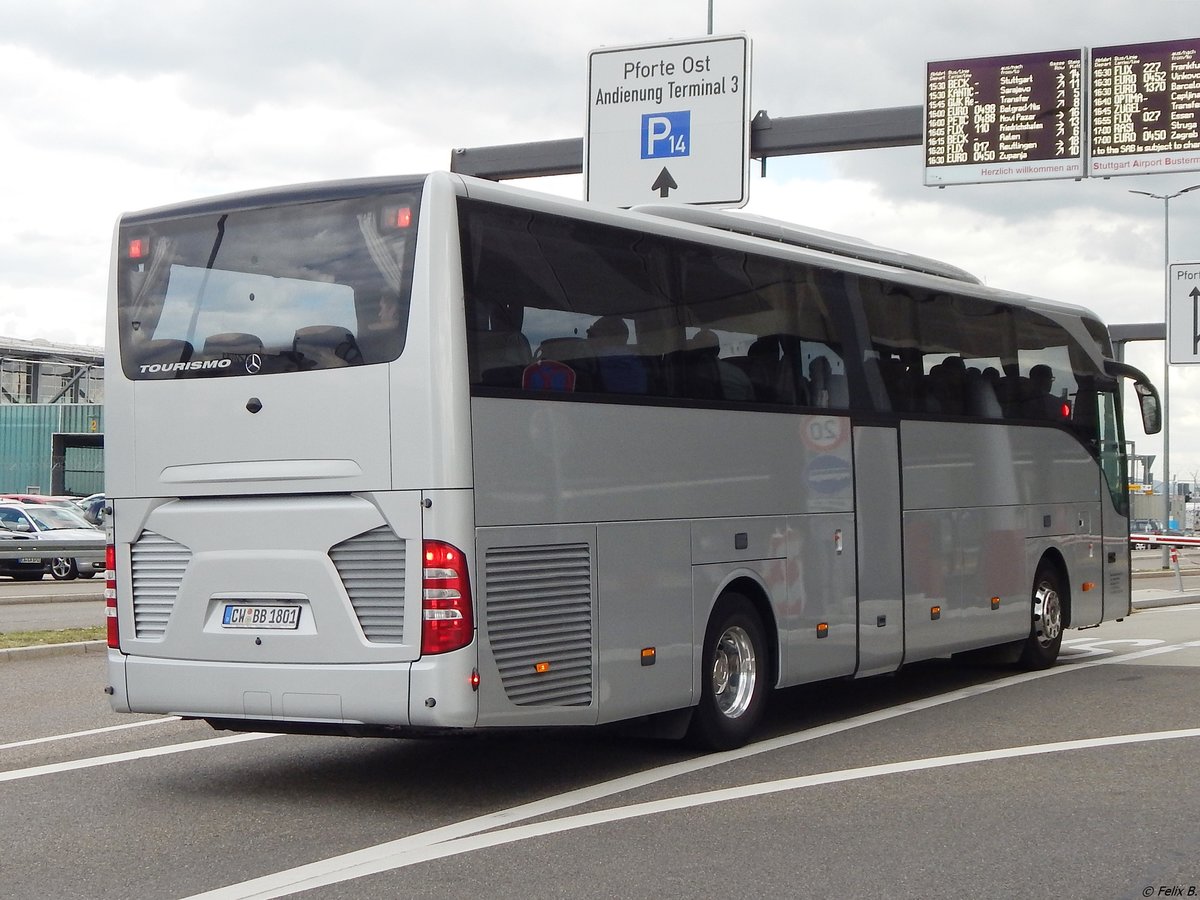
[139, 359, 233, 374]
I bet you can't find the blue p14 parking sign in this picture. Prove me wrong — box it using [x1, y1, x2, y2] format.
[641, 111, 691, 159]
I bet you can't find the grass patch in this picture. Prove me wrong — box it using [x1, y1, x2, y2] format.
[0, 626, 105, 649]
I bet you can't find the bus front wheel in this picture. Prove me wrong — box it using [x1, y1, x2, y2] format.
[687, 593, 768, 751]
[1019, 562, 1064, 669]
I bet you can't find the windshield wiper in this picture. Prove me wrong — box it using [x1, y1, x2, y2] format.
[184, 214, 228, 346]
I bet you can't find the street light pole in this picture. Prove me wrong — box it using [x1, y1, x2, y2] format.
[1129, 184, 1200, 565]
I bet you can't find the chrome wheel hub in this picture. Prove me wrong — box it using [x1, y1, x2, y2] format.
[1032, 582, 1063, 647]
[711, 625, 757, 718]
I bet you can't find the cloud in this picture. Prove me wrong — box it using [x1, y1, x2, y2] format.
[4, 0, 1200, 485]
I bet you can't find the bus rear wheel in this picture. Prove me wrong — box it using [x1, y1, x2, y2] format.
[1019, 562, 1064, 669]
[687, 593, 768, 751]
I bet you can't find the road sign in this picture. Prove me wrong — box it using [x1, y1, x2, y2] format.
[586, 34, 751, 208]
[1168, 262, 1200, 364]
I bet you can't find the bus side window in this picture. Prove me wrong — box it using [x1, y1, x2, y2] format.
[728, 334, 800, 404]
[585, 316, 650, 395]
[468, 325, 532, 387]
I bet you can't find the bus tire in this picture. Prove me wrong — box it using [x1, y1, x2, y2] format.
[1018, 561, 1064, 670]
[687, 593, 768, 751]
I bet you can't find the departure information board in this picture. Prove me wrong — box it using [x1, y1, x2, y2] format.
[925, 49, 1084, 186]
[1091, 38, 1200, 178]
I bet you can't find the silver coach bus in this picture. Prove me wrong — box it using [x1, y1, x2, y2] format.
[103, 172, 1160, 749]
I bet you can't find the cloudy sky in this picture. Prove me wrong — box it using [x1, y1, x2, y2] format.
[4, 0, 1200, 497]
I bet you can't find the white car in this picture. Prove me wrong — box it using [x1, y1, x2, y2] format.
[0, 502, 104, 581]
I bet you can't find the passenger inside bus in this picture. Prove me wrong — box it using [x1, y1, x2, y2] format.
[1022, 364, 1066, 420]
[679, 329, 754, 401]
[730, 334, 785, 402]
[585, 315, 648, 394]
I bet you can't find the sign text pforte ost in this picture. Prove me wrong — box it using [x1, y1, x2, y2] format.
[586, 34, 751, 208]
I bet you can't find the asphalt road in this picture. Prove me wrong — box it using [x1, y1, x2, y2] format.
[0, 578, 102, 633]
[2, 600, 1199, 899]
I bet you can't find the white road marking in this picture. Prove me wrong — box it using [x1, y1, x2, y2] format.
[182, 638, 1200, 899]
[0, 731, 278, 783]
[0, 716, 180, 752]
[254, 728, 1200, 889]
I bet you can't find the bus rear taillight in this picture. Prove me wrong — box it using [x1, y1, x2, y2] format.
[421, 540, 473, 655]
[105, 544, 119, 649]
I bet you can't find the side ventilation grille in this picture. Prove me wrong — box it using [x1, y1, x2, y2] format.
[485, 543, 593, 707]
[130, 531, 191, 639]
[330, 527, 406, 643]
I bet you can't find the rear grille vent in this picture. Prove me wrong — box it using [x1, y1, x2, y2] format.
[130, 531, 191, 639]
[330, 527, 406, 643]
[485, 543, 593, 707]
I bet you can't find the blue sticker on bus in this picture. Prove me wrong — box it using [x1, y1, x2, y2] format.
[806, 454, 852, 495]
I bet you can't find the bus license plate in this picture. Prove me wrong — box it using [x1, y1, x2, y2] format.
[222, 604, 301, 630]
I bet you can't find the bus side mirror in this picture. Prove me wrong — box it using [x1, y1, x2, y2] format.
[1104, 359, 1162, 435]
[1134, 381, 1162, 435]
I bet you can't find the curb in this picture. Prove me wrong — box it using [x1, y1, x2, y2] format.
[0, 640, 106, 663]
[0, 593, 103, 607]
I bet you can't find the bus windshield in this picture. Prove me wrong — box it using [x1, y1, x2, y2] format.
[116, 189, 421, 379]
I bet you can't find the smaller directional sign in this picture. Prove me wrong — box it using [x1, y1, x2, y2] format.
[586, 34, 750, 208]
[1168, 262, 1200, 364]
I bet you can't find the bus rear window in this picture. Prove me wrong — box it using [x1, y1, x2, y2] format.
[117, 191, 420, 379]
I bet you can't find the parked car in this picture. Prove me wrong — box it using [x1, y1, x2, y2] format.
[69, 492, 107, 525]
[1130, 518, 1164, 549]
[1, 493, 80, 506]
[0, 502, 104, 580]
[1163, 528, 1188, 549]
[78, 493, 107, 526]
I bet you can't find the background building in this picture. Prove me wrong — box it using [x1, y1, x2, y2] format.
[0, 336, 103, 495]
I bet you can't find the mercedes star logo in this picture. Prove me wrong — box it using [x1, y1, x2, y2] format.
[245, 353, 262, 374]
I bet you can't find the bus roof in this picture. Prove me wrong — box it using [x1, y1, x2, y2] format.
[631, 204, 983, 285]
